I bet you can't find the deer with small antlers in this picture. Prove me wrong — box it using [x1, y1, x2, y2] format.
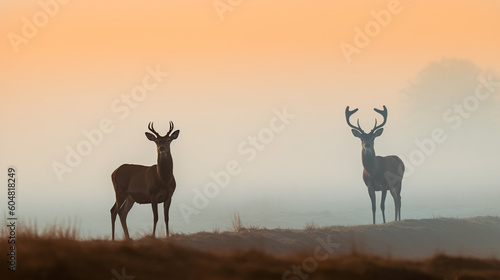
[111, 121, 180, 240]
[345, 106, 405, 224]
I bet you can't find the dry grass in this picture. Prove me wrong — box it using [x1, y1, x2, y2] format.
[2, 216, 500, 279]
[229, 212, 262, 232]
[304, 220, 320, 231]
[2, 237, 500, 280]
[247, 225, 262, 231]
[1, 217, 81, 240]
[212, 226, 221, 234]
[231, 212, 243, 232]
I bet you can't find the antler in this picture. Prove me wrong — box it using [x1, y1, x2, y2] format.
[371, 105, 388, 133]
[148, 122, 161, 138]
[345, 106, 364, 133]
[166, 121, 174, 137]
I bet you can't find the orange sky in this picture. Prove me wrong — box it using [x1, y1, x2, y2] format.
[2, 1, 499, 72]
[1, 0, 498, 135]
[1, 0, 498, 119]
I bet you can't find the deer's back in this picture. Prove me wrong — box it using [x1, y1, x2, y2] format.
[363, 156, 405, 191]
[112, 164, 151, 192]
[112, 164, 174, 203]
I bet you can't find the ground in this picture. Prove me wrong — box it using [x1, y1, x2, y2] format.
[2, 216, 500, 279]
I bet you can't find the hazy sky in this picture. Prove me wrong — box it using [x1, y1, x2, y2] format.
[1, 0, 499, 236]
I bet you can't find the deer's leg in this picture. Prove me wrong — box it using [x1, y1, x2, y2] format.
[380, 190, 387, 224]
[389, 188, 399, 222]
[118, 196, 135, 240]
[151, 196, 159, 238]
[398, 195, 402, 221]
[110, 202, 119, 241]
[368, 188, 376, 224]
[163, 197, 172, 237]
[396, 182, 402, 221]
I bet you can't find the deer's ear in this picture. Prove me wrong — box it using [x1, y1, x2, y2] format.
[373, 128, 384, 138]
[170, 130, 180, 139]
[351, 129, 363, 138]
[145, 132, 156, 141]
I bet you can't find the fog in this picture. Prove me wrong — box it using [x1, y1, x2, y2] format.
[1, 0, 500, 239]
[1, 58, 499, 238]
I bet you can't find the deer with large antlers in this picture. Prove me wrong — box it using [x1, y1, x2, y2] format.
[111, 121, 180, 240]
[345, 106, 405, 224]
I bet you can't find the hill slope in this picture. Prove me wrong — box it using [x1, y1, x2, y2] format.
[2, 216, 500, 279]
[169, 216, 500, 258]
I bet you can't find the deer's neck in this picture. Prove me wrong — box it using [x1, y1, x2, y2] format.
[157, 152, 173, 183]
[362, 148, 376, 174]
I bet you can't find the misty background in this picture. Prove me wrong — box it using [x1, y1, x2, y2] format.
[1, 1, 499, 239]
[1, 58, 499, 239]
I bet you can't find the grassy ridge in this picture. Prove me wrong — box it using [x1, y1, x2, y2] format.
[2, 237, 500, 280]
[2, 216, 500, 279]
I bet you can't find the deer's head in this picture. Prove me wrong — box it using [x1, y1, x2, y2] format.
[345, 106, 388, 152]
[145, 121, 180, 154]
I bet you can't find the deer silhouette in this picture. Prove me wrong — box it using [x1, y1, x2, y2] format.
[345, 106, 405, 224]
[111, 121, 179, 240]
